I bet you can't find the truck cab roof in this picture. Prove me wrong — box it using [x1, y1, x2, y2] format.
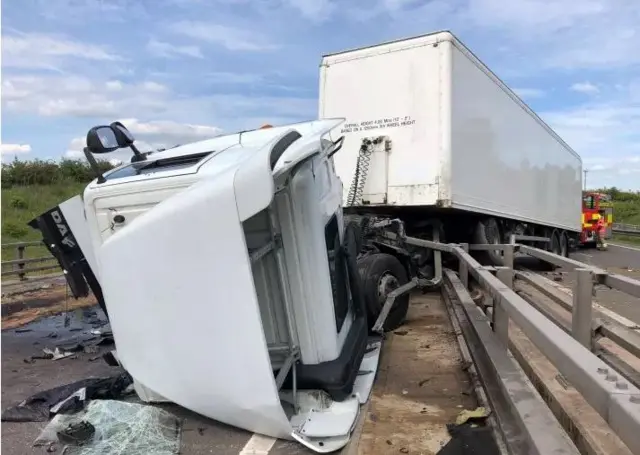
[90, 118, 345, 189]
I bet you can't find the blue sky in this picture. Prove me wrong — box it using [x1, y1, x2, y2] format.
[2, 0, 639, 190]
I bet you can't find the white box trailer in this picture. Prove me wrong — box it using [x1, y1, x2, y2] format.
[319, 31, 582, 259]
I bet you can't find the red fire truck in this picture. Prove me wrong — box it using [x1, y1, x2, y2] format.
[580, 191, 613, 246]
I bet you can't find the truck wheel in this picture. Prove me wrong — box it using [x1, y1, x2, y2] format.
[474, 218, 502, 265]
[357, 253, 410, 332]
[559, 231, 569, 257]
[550, 230, 561, 256]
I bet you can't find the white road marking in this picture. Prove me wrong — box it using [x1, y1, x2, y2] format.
[573, 252, 592, 259]
[609, 243, 640, 253]
[239, 433, 277, 455]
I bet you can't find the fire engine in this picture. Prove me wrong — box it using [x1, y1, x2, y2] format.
[580, 191, 613, 246]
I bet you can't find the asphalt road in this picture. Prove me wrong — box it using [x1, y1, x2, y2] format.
[538, 243, 640, 325]
[0, 310, 312, 455]
[571, 242, 640, 271]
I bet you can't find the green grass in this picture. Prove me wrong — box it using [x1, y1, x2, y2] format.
[613, 200, 640, 225]
[612, 234, 640, 246]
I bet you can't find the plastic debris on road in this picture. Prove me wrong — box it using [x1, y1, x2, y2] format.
[1, 372, 133, 422]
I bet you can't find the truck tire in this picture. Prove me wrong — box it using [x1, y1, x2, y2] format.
[550, 230, 561, 256]
[474, 218, 502, 265]
[559, 231, 569, 257]
[357, 253, 410, 332]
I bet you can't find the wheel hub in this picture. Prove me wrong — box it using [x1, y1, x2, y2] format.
[377, 273, 399, 304]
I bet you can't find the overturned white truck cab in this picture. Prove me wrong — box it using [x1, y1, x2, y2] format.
[30, 119, 422, 452]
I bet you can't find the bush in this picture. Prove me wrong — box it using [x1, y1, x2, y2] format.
[3, 221, 29, 239]
[1, 157, 116, 187]
[9, 196, 28, 209]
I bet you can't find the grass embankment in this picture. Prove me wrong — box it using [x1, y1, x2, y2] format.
[599, 188, 640, 246]
[612, 234, 640, 246]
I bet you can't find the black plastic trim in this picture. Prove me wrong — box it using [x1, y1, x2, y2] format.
[293, 314, 369, 401]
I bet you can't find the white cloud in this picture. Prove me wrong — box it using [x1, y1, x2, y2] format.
[2, 31, 121, 71]
[284, 0, 335, 21]
[1, 73, 315, 129]
[25, 0, 148, 23]
[2, 75, 172, 118]
[147, 38, 204, 59]
[374, 0, 640, 73]
[106, 80, 124, 91]
[1, 143, 32, 155]
[117, 118, 223, 143]
[141, 81, 169, 93]
[541, 82, 640, 188]
[170, 22, 279, 51]
[570, 82, 599, 94]
[207, 72, 265, 84]
[513, 87, 546, 99]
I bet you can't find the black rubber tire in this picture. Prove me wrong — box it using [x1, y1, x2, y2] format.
[550, 229, 561, 256]
[543, 228, 554, 252]
[474, 218, 502, 265]
[559, 231, 569, 257]
[357, 253, 409, 332]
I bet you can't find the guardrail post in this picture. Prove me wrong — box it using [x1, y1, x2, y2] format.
[459, 243, 469, 288]
[503, 244, 515, 270]
[572, 268, 593, 350]
[15, 245, 26, 281]
[494, 267, 512, 347]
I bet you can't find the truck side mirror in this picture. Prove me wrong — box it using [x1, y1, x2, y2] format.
[84, 122, 145, 184]
[86, 126, 121, 154]
[110, 121, 135, 146]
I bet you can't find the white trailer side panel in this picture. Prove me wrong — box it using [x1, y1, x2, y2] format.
[320, 31, 582, 232]
[319, 34, 447, 206]
[449, 43, 582, 232]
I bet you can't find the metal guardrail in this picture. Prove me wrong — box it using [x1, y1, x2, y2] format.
[1, 241, 60, 281]
[395, 236, 640, 454]
[613, 223, 640, 237]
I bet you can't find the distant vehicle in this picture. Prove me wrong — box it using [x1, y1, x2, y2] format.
[580, 191, 613, 246]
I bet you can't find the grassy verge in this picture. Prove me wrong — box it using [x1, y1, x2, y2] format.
[612, 234, 640, 246]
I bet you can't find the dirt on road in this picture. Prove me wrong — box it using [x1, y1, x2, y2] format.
[351, 292, 476, 455]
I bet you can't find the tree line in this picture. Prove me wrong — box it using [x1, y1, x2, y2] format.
[1, 158, 115, 188]
[593, 187, 640, 203]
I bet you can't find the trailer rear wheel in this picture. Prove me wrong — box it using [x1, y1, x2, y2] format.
[559, 231, 569, 257]
[474, 218, 502, 265]
[357, 253, 410, 332]
[550, 230, 561, 256]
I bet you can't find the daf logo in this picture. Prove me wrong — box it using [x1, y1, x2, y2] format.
[51, 210, 77, 249]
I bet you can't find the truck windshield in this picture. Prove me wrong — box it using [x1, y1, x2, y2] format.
[583, 195, 595, 210]
[104, 151, 213, 181]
